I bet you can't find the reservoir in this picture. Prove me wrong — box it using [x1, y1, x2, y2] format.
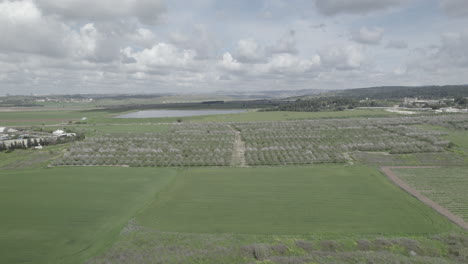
[115, 109, 247, 118]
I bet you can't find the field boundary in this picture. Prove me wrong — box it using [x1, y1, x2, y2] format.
[381, 166, 468, 230]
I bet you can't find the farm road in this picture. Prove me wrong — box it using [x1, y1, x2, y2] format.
[381, 166, 468, 230]
[229, 125, 247, 167]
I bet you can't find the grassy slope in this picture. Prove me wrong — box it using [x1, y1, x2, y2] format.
[393, 167, 468, 222]
[0, 167, 176, 264]
[137, 165, 455, 235]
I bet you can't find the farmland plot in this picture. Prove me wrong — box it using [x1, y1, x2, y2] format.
[53, 114, 467, 167]
[392, 167, 468, 222]
[235, 119, 450, 165]
[54, 123, 236, 167]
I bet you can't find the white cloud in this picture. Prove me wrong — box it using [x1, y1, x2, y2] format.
[36, 0, 166, 24]
[122, 43, 197, 70]
[260, 53, 320, 74]
[235, 39, 266, 63]
[435, 30, 468, 67]
[351, 27, 384, 45]
[407, 30, 468, 80]
[0, 0, 68, 56]
[220, 52, 243, 71]
[169, 25, 220, 59]
[269, 30, 298, 54]
[0, 0, 467, 95]
[130, 28, 158, 48]
[0, 1, 142, 62]
[440, 0, 468, 17]
[314, 0, 405, 16]
[386, 40, 408, 49]
[319, 45, 365, 70]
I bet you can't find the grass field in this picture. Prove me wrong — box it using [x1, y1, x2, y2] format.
[0, 108, 396, 126]
[0, 109, 127, 126]
[1, 109, 467, 264]
[0, 167, 176, 264]
[89, 109, 397, 124]
[65, 123, 171, 136]
[416, 124, 468, 148]
[392, 167, 468, 222]
[137, 165, 456, 235]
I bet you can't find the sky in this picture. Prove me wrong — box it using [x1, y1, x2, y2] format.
[0, 0, 467, 95]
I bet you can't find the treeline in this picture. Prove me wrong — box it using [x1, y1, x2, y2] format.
[0, 133, 85, 151]
[0, 138, 51, 151]
[0, 98, 42, 107]
[330, 85, 468, 100]
[262, 97, 389, 112]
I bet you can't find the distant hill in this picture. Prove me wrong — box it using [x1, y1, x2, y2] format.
[328, 85, 468, 99]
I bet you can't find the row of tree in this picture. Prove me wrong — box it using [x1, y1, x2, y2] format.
[262, 97, 390, 112]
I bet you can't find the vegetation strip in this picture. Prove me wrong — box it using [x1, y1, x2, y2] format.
[381, 166, 468, 230]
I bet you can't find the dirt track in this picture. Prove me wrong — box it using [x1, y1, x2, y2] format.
[229, 125, 247, 167]
[381, 166, 468, 230]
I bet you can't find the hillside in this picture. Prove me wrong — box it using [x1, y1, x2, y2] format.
[329, 85, 468, 99]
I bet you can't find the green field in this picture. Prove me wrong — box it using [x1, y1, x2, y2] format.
[0, 165, 460, 264]
[0, 109, 126, 126]
[137, 165, 455, 234]
[65, 123, 170, 135]
[0, 167, 176, 264]
[393, 167, 468, 222]
[1, 109, 467, 264]
[97, 109, 397, 123]
[0, 108, 396, 126]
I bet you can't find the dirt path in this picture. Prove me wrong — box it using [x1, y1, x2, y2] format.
[381, 166, 468, 230]
[342, 152, 354, 165]
[229, 125, 247, 167]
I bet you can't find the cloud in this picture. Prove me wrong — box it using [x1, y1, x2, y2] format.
[36, 0, 166, 24]
[315, 0, 405, 16]
[234, 39, 266, 63]
[220, 52, 243, 71]
[129, 28, 158, 49]
[319, 45, 365, 70]
[169, 25, 220, 60]
[269, 30, 298, 54]
[440, 0, 468, 17]
[220, 51, 321, 76]
[386, 40, 408, 49]
[232, 30, 298, 64]
[408, 30, 468, 73]
[351, 27, 384, 45]
[0, 1, 147, 62]
[122, 43, 197, 72]
[260, 53, 321, 74]
[435, 30, 468, 67]
[0, 0, 69, 57]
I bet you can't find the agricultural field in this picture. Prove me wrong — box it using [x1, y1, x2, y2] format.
[0, 165, 460, 264]
[54, 123, 236, 166]
[0, 167, 176, 264]
[1, 109, 467, 264]
[392, 167, 468, 222]
[136, 165, 454, 234]
[0, 109, 127, 126]
[53, 114, 468, 167]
